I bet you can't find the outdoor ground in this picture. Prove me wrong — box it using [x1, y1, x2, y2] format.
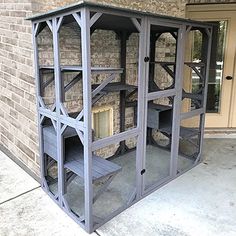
[0, 138, 236, 236]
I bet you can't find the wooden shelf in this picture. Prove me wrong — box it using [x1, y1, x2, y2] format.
[92, 82, 137, 92]
[40, 65, 123, 74]
[64, 139, 121, 182]
[43, 126, 122, 183]
[150, 61, 205, 67]
[148, 103, 172, 111]
[159, 125, 199, 139]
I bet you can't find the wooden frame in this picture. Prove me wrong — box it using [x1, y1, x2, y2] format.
[29, 2, 213, 233]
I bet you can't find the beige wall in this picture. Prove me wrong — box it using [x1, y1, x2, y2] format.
[0, 0, 233, 178]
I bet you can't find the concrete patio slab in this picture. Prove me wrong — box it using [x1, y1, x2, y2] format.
[0, 188, 95, 236]
[97, 139, 236, 236]
[0, 139, 235, 236]
[0, 151, 40, 204]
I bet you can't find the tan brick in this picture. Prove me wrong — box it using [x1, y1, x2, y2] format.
[15, 103, 35, 121]
[10, 108, 18, 119]
[16, 138, 35, 161]
[11, 93, 21, 104]
[10, 11, 27, 18]
[0, 125, 14, 142]
[0, 95, 14, 107]
[1, 134, 9, 148]
[8, 83, 24, 97]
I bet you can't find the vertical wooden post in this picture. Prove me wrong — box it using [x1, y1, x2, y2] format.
[147, 32, 159, 145]
[81, 8, 93, 233]
[119, 31, 128, 154]
[170, 26, 186, 177]
[52, 17, 65, 206]
[32, 23, 45, 186]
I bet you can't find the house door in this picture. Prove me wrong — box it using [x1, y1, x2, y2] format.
[186, 4, 236, 128]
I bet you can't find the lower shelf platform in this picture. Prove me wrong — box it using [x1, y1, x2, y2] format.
[159, 126, 199, 139]
[65, 141, 122, 183]
[43, 125, 122, 184]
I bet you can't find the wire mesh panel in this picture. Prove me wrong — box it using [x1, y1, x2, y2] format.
[61, 125, 86, 225]
[89, 14, 140, 145]
[177, 115, 203, 173]
[41, 118, 58, 199]
[91, 136, 137, 228]
[148, 25, 178, 93]
[144, 96, 174, 189]
[87, 13, 142, 229]
[37, 22, 55, 110]
[58, 14, 84, 119]
[182, 28, 209, 113]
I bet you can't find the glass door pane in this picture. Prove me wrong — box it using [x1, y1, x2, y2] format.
[192, 21, 227, 113]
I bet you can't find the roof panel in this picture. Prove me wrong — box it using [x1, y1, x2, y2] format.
[27, 0, 213, 28]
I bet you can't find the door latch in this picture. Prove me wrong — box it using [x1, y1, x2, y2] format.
[141, 169, 146, 175]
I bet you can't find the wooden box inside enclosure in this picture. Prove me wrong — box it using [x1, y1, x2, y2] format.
[28, 1, 213, 233]
[147, 104, 172, 129]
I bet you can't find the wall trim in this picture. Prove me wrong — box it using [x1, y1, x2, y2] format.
[186, 3, 236, 12]
[0, 144, 40, 183]
[204, 128, 236, 138]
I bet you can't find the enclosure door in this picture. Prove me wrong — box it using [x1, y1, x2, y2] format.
[142, 19, 181, 193]
[186, 4, 236, 128]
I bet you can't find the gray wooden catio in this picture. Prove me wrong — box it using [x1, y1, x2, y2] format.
[28, 1, 213, 233]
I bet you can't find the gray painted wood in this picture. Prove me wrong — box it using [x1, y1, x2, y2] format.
[147, 104, 172, 129]
[30, 3, 213, 233]
[43, 126, 121, 182]
[92, 82, 137, 92]
[40, 65, 123, 73]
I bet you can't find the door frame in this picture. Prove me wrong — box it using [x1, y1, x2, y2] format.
[141, 18, 184, 195]
[186, 3, 236, 128]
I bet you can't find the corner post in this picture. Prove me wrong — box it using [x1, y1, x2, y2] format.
[32, 22, 45, 186]
[81, 7, 93, 232]
[170, 25, 186, 177]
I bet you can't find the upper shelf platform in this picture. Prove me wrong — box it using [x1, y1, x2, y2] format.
[150, 61, 206, 67]
[40, 65, 123, 74]
[92, 82, 137, 92]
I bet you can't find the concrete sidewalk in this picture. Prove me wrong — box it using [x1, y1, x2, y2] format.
[0, 151, 95, 236]
[0, 139, 236, 236]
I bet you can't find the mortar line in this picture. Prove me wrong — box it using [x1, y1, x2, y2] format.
[0, 186, 41, 206]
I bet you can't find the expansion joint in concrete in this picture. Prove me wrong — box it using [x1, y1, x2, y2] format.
[0, 186, 41, 206]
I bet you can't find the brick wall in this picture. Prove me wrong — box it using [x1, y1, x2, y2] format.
[32, 0, 187, 17]
[0, 0, 39, 176]
[0, 0, 233, 177]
